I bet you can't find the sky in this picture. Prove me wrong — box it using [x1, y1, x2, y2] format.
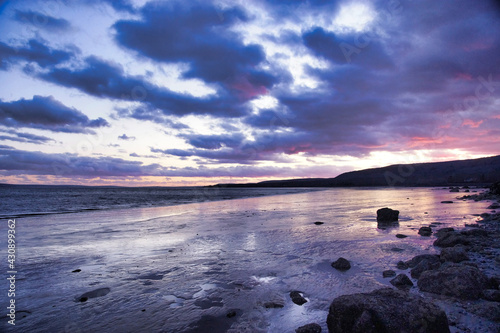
[0, 0, 499, 186]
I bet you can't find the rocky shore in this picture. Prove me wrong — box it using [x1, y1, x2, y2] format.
[292, 183, 500, 333]
[321, 183, 500, 333]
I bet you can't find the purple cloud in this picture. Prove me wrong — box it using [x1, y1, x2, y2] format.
[0, 95, 109, 133]
[113, 1, 279, 100]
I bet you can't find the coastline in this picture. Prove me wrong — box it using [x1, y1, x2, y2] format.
[326, 185, 500, 333]
[1, 187, 498, 332]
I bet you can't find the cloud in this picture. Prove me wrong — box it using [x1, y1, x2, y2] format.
[0, 38, 75, 69]
[14, 10, 71, 32]
[113, 1, 279, 100]
[0, 147, 167, 177]
[115, 106, 189, 129]
[302, 27, 392, 68]
[0, 146, 327, 179]
[39, 56, 249, 117]
[0, 95, 109, 133]
[0, 131, 55, 144]
[118, 134, 135, 141]
[182, 133, 244, 149]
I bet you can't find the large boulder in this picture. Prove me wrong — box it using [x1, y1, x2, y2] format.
[417, 264, 488, 300]
[327, 288, 450, 333]
[376, 208, 399, 222]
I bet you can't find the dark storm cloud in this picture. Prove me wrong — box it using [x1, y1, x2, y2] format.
[0, 95, 109, 133]
[0, 38, 75, 69]
[14, 10, 71, 32]
[40, 56, 248, 117]
[113, 1, 279, 99]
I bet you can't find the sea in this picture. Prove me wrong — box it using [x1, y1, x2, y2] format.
[0, 186, 495, 332]
[0, 185, 321, 219]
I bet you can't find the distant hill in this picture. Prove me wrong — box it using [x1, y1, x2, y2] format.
[212, 155, 500, 188]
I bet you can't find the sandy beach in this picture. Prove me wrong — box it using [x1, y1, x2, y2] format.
[1, 187, 499, 332]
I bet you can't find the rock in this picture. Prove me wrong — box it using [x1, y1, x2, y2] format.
[331, 257, 351, 271]
[410, 259, 441, 279]
[76, 287, 110, 302]
[313, 221, 324, 225]
[376, 208, 399, 222]
[71, 269, 81, 273]
[390, 274, 414, 289]
[433, 232, 469, 248]
[487, 203, 500, 209]
[383, 270, 396, 278]
[418, 226, 433, 236]
[435, 227, 455, 238]
[327, 288, 450, 333]
[295, 323, 322, 333]
[290, 291, 307, 305]
[396, 261, 409, 270]
[395, 234, 408, 238]
[440, 247, 469, 263]
[449, 188, 459, 193]
[482, 289, 500, 302]
[226, 310, 237, 318]
[390, 247, 404, 252]
[490, 181, 500, 195]
[264, 301, 284, 309]
[441, 200, 454, 203]
[417, 264, 488, 300]
[405, 254, 440, 268]
[466, 302, 500, 322]
[460, 228, 488, 237]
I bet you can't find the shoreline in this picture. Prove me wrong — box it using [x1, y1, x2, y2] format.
[1, 187, 498, 332]
[330, 185, 500, 332]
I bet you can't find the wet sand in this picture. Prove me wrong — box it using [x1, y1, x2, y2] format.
[1, 187, 497, 332]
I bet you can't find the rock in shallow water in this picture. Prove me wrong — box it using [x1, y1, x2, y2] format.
[418, 264, 488, 300]
[418, 226, 433, 236]
[290, 291, 307, 305]
[376, 208, 399, 222]
[331, 257, 351, 271]
[295, 323, 321, 333]
[396, 261, 408, 270]
[327, 288, 450, 333]
[395, 234, 408, 238]
[383, 270, 396, 278]
[76, 287, 110, 302]
[390, 273, 414, 289]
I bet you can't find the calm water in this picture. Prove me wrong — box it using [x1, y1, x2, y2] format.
[0, 187, 493, 332]
[0, 185, 321, 218]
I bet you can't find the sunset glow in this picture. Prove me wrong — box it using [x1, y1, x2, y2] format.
[0, 0, 499, 186]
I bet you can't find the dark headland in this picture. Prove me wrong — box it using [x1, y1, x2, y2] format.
[210, 154, 500, 188]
